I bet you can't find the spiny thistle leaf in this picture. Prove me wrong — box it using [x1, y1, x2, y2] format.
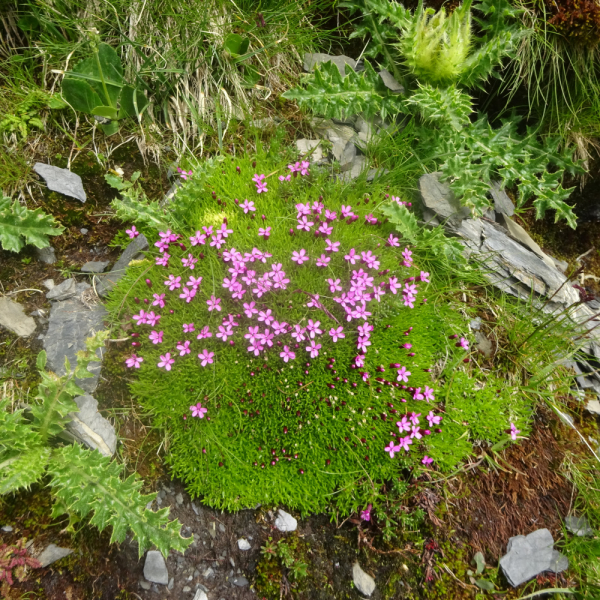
[406, 83, 473, 131]
[380, 202, 420, 243]
[48, 444, 193, 558]
[111, 193, 171, 232]
[0, 446, 50, 495]
[0, 196, 64, 253]
[0, 400, 43, 453]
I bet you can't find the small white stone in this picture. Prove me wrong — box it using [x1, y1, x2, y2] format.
[353, 562, 376, 597]
[274, 509, 297, 532]
[237, 538, 251, 551]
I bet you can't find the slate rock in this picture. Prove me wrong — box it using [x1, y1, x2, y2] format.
[274, 509, 297, 532]
[237, 538, 251, 551]
[496, 213, 555, 268]
[565, 515, 593, 537]
[303, 53, 357, 76]
[43, 279, 55, 291]
[339, 156, 368, 182]
[81, 261, 109, 273]
[335, 140, 356, 171]
[46, 278, 80, 301]
[44, 296, 106, 393]
[144, 550, 169, 585]
[80, 228, 88, 235]
[193, 590, 208, 600]
[0, 297, 37, 337]
[36, 544, 73, 568]
[378, 69, 404, 92]
[296, 138, 323, 163]
[96, 234, 149, 297]
[475, 331, 493, 357]
[231, 575, 249, 587]
[352, 562, 376, 597]
[490, 181, 515, 217]
[549, 550, 569, 573]
[35, 246, 57, 265]
[1, 525, 13, 532]
[33, 163, 86, 203]
[67, 395, 117, 456]
[419, 172, 471, 224]
[366, 167, 390, 182]
[500, 528, 556, 587]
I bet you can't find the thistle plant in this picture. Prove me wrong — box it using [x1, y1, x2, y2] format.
[283, 0, 584, 227]
[105, 153, 529, 515]
[0, 331, 192, 558]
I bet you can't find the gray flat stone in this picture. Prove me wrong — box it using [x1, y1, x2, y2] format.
[231, 575, 249, 587]
[0, 297, 37, 337]
[296, 139, 323, 162]
[43, 279, 55, 291]
[496, 214, 555, 268]
[193, 590, 208, 600]
[365, 167, 390, 182]
[35, 246, 57, 265]
[335, 141, 356, 171]
[500, 529, 555, 587]
[303, 53, 356, 76]
[33, 163, 86, 203]
[378, 69, 403, 93]
[36, 544, 73, 568]
[46, 278, 80, 301]
[81, 261, 109, 273]
[339, 156, 367, 182]
[274, 509, 297, 532]
[565, 515, 593, 537]
[353, 562, 376, 596]
[44, 296, 106, 393]
[96, 234, 148, 297]
[144, 550, 169, 585]
[490, 181, 515, 217]
[419, 172, 471, 223]
[67, 395, 116, 456]
[1, 525, 13, 532]
[549, 550, 569, 573]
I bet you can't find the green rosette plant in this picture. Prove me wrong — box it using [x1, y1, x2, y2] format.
[106, 155, 530, 515]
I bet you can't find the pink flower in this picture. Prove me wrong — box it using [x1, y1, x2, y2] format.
[149, 330, 163, 344]
[291, 324, 307, 342]
[325, 239, 340, 253]
[279, 174, 291, 182]
[396, 366, 411, 382]
[422, 455, 433, 466]
[459, 337, 469, 350]
[307, 319, 322, 338]
[357, 336, 371, 353]
[187, 276, 202, 289]
[397, 436, 412, 452]
[240, 199, 256, 213]
[385, 440, 401, 458]
[183, 323, 195, 333]
[510, 422, 520, 441]
[145, 311, 161, 327]
[256, 180, 268, 194]
[365, 213, 378, 225]
[324, 209, 337, 222]
[155, 254, 170, 267]
[297, 216, 314, 232]
[426, 411, 442, 427]
[190, 402, 207, 418]
[291, 249, 309, 265]
[189, 231, 207, 246]
[388, 277, 401, 295]
[243, 301, 258, 318]
[410, 412, 421, 425]
[177, 340, 191, 356]
[207, 295, 222, 312]
[318, 222, 333, 236]
[402, 247, 413, 267]
[126, 226, 139, 238]
[165, 275, 182, 290]
[182, 253, 198, 269]
[158, 352, 175, 371]
[198, 349, 215, 367]
[373, 285, 385, 301]
[306, 295, 321, 309]
[413, 388, 425, 401]
[280, 345, 296, 362]
[360, 504, 372, 521]
[316, 254, 331, 267]
[252, 173, 265, 184]
[259, 226, 271, 238]
[300, 160, 310, 176]
[410, 425, 422, 440]
[258, 309, 274, 325]
[361, 371, 370, 382]
[197, 325, 212, 339]
[344, 248, 358, 264]
[403, 294, 415, 309]
[354, 355, 365, 368]
[272, 321, 288, 335]
[295, 202, 311, 216]
[327, 278, 342, 293]
[423, 386, 435, 402]
[387, 234, 399, 247]
[419, 271, 430, 283]
[306, 340, 321, 358]
[340, 205, 354, 219]
[178, 167, 192, 180]
[397, 416, 411, 433]
[125, 354, 143, 368]
[218, 223, 233, 238]
[132, 309, 147, 325]
[216, 325, 233, 341]
[179, 287, 196, 303]
[329, 326, 345, 342]
[152, 293, 166, 308]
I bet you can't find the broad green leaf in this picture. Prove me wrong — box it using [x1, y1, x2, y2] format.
[119, 85, 149, 119]
[48, 96, 68, 110]
[62, 78, 104, 115]
[223, 33, 250, 58]
[475, 579, 495, 591]
[37, 349, 47, 371]
[104, 173, 130, 191]
[0, 198, 64, 253]
[99, 121, 120, 136]
[242, 65, 261, 88]
[91, 105, 119, 120]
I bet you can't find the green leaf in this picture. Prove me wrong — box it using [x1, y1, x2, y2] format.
[242, 65, 261, 88]
[406, 83, 473, 131]
[104, 173, 130, 191]
[48, 444, 193, 558]
[475, 579, 495, 591]
[223, 34, 250, 58]
[0, 446, 50, 495]
[119, 85, 149, 119]
[380, 202, 420, 243]
[99, 121, 120, 136]
[111, 194, 171, 231]
[0, 197, 64, 253]
[48, 96, 68, 110]
[91, 105, 119, 120]
[37, 350, 47, 371]
[62, 78, 104, 115]
[473, 551, 485, 574]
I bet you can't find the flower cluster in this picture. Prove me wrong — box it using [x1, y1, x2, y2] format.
[279, 160, 311, 182]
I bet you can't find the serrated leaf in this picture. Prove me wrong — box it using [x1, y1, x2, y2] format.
[48, 444, 193, 558]
[0, 446, 50, 494]
[380, 202, 420, 243]
[111, 194, 171, 231]
[0, 197, 64, 253]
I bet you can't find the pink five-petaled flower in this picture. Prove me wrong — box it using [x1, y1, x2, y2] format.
[145, 311, 161, 327]
[318, 222, 333, 236]
[402, 247, 413, 266]
[316, 254, 331, 267]
[306, 295, 321, 309]
[360, 504, 372, 521]
[420, 271, 430, 283]
[216, 325, 233, 342]
[243, 301, 258, 318]
[362, 372, 370, 382]
[307, 319, 322, 338]
[182, 253, 198, 269]
[190, 402, 207, 418]
[329, 326, 345, 342]
[258, 226, 271, 238]
[156, 254, 170, 267]
[291, 324, 306, 342]
[413, 387, 425, 401]
[132, 309, 148, 325]
[149, 330, 163, 344]
[157, 352, 175, 371]
[510, 422, 521, 441]
[325, 239, 340, 253]
[397, 436, 412, 452]
[207, 295, 222, 312]
[252, 173, 265, 184]
[177, 340, 191, 356]
[297, 216, 314, 232]
[256, 180, 268, 194]
[240, 199, 256, 214]
[327, 278, 342, 293]
[198, 349, 215, 367]
[410, 412, 421, 425]
[344, 248, 358, 264]
[459, 337, 469, 350]
[179, 287, 196, 303]
[280, 345, 296, 363]
[125, 354, 143, 368]
[426, 411, 442, 427]
[341, 205, 354, 219]
[410, 424, 422, 440]
[126, 225, 139, 238]
[396, 366, 411, 382]
[387, 233, 399, 247]
[306, 340, 321, 358]
[197, 325, 212, 339]
[365, 213, 378, 225]
[300, 160, 310, 176]
[178, 168, 193, 180]
[397, 416, 411, 433]
[422, 455, 434, 466]
[291, 249, 309, 265]
[354, 355, 365, 368]
[152, 293, 166, 308]
[385, 440, 401, 458]
[187, 276, 203, 289]
[183, 323, 195, 333]
[423, 386, 435, 402]
[165, 275, 182, 290]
